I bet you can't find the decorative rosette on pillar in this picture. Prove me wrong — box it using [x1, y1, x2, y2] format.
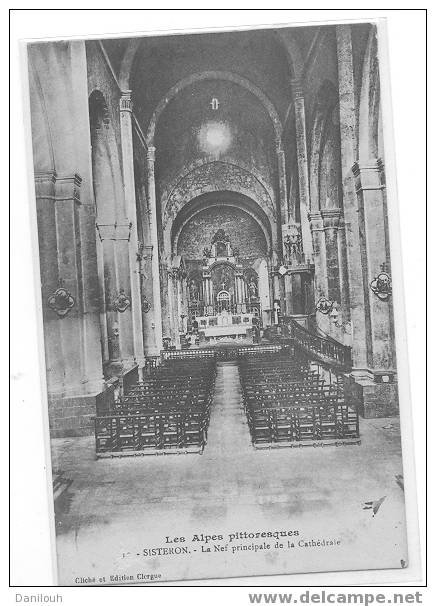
[316, 296, 334, 315]
[370, 271, 392, 301]
[112, 289, 131, 312]
[47, 285, 75, 318]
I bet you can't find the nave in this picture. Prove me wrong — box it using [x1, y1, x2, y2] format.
[28, 24, 399, 441]
[94, 346, 360, 458]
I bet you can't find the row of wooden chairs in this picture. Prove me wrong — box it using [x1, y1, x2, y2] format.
[245, 404, 359, 444]
[95, 411, 208, 454]
[239, 354, 359, 446]
[95, 359, 217, 456]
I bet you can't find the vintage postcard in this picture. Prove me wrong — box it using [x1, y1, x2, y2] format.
[22, 18, 415, 585]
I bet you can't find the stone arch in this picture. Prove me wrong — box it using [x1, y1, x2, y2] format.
[120, 31, 303, 88]
[309, 80, 339, 211]
[275, 30, 304, 80]
[164, 162, 277, 256]
[89, 89, 125, 221]
[163, 160, 277, 228]
[161, 157, 276, 222]
[319, 107, 343, 209]
[146, 71, 283, 145]
[359, 25, 381, 161]
[208, 259, 238, 273]
[119, 38, 142, 90]
[28, 60, 55, 173]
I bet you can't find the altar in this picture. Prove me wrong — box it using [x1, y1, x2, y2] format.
[186, 229, 264, 345]
[196, 309, 255, 344]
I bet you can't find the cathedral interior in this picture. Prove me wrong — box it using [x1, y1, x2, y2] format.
[29, 23, 398, 438]
[26, 22, 406, 584]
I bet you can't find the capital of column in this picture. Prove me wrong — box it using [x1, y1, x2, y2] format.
[120, 90, 133, 112]
[308, 211, 324, 232]
[320, 208, 343, 230]
[55, 173, 82, 205]
[146, 146, 156, 162]
[352, 160, 384, 192]
[34, 170, 57, 198]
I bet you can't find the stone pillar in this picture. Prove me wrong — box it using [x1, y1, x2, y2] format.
[337, 214, 351, 320]
[176, 271, 183, 334]
[336, 25, 369, 371]
[284, 273, 293, 315]
[95, 220, 134, 372]
[336, 25, 398, 417]
[352, 160, 395, 372]
[35, 171, 107, 437]
[276, 142, 288, 239]
[272, 272, 282, 310]
[119, 91, 145, 370]
[35, 171, 70, 395]
[291, 78, 313, 259]
[235, 270, 245, 308]
[146, 146, 163, 354]
[78, 201, 106, 395]
[166, 268, 179, 347]
[309, 211, 328, 301]
[202, 270, 213, 311]
[321, 209, 342, 304]
[138, 244, 155, 356]
[53, 174, 87, 387]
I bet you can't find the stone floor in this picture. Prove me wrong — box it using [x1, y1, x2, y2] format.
[52, 362, 407, 586]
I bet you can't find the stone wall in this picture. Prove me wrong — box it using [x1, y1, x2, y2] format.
[177, 207, 268, 262]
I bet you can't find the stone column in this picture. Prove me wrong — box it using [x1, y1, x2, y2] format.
[35, 171, 105, 394]
[138, 244, 155, 356]
[35, 171, 68, 395]
[352, 160, 394, 372]
[202, 270, 213, 314]
[272, 272, 282, 311]
[119, 91, 145, 370]
[166, 268, 179, 347]
[235, 270, 245, 308]
[54, 174, 87, 386]
[284, 273, 293, 315]
[95, 220, 134, 372]
[78, 202, 106, 395]
[176, 271, 183, 332]
[276, 142, 288, 244]
[336, 25, 369, 371]
[309, 211, 328, 301]
[321, 209, 342, 304]
[146, 146, 163, 354]
[291, 78, 313, 260]
[337, 214, 351, 320]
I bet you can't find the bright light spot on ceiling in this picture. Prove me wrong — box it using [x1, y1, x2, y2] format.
[198, 121, 232, 155]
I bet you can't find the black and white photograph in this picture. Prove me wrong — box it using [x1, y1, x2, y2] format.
[15, 12, 423, 587]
